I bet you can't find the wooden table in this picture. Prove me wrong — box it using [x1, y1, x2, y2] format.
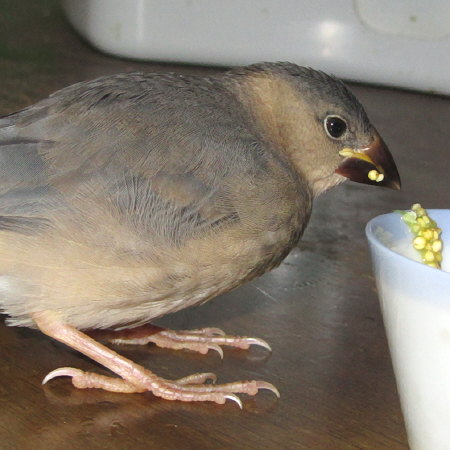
[1, 2, 449, 448]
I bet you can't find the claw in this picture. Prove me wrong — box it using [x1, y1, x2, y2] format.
[255, 381, 280, 398]
[208, 344, 224, 359]
[245, 337, 272, 352]
[224, 394, 243, 409]
[42, 367, 83, 384]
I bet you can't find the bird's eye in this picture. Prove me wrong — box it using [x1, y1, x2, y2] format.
[324, 116, 347, 139]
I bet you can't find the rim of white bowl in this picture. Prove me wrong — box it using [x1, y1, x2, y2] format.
[365, 209, 450, 278]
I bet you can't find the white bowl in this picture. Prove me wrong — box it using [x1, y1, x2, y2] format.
[366, 210, 450, 450]
[62, 0, 450, 94]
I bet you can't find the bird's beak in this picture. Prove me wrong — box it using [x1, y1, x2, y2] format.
[335, 135, 401, 189]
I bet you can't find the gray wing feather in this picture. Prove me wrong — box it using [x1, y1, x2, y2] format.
[0, 73, 259, 242]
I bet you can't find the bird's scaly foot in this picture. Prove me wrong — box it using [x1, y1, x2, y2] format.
[43, 367, 278, 407]
[35, 312, 278, 407]
[88, 324, 272, 359]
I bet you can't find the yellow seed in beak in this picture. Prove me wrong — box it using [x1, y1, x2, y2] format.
[368, 169, 384, 182]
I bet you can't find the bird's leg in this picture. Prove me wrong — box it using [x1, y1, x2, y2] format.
[34, 311, 279, 406]
[86, 323, 271, 359]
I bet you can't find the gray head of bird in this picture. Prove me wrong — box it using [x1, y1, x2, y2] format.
[229, 62, 401, 197]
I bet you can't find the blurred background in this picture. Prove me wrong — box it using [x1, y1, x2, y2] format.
[61, 0, 450, 94]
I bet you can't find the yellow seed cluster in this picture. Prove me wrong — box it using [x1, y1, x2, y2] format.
[398, 204, 443, 269]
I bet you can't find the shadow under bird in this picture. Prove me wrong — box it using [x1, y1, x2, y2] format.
[0, 62, 400, 407]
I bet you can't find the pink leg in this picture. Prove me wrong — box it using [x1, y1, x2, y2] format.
[34, 312, 279, 407]
[87, 323, 271, 359]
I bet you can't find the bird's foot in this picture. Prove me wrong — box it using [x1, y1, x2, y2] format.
[88, 324, 271, 358]
[35, 312, 278, 407]
[42, 367, 279, 407]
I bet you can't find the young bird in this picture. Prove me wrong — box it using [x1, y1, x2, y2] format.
[0, 62, 400, 407]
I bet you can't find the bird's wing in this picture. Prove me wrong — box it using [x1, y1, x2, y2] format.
[0, 74, 265, 246]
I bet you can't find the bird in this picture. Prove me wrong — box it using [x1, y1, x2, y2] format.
[0, 62, 400, 407]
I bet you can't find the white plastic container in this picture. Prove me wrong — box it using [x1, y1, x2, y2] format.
[62, 0, 450, 95]
[366, 210, 450, 450]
